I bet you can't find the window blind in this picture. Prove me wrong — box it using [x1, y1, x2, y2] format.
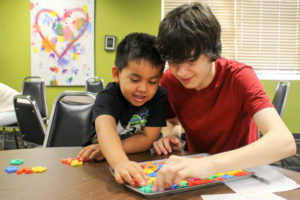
[163, 0, 300, 80]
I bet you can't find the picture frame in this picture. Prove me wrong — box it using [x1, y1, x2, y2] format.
[30, 0, 95, 86]
[105, 35, 116, 51]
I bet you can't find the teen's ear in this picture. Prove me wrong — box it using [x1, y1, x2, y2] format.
[112, 66, 120, 82]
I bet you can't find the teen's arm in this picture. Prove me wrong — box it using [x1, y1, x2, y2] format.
[96, 115, 147, 186]
[152, 107, 297, 191]
[152, 117, 183, 155]
[163, 117, 182, 137]
[208, 107, 296, 173]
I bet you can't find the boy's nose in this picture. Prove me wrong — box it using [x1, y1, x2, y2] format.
[137, 83, 147, 92]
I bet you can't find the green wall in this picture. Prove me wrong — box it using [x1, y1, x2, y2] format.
[0, 0, 161, 113]
[261, 80, 300, 134]
[0, 0, 299, 133]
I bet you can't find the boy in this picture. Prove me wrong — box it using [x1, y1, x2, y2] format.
[78, 33, 167, 186]
[152, 2, 296, 191]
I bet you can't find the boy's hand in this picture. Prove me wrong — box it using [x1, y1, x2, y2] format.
[114, 160, 148, 187]
[152, 155, 214, 192]
[77, 144, 104, 161]
[152, 135, 182, 155]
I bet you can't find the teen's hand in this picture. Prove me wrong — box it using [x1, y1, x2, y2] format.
[77, 144, 104, 161]
[152, 135, 182, 155]
[152, 155, 214, 192]
[114, 160, 148, 186]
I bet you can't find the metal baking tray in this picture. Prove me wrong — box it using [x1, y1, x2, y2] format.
[110, 153, 253, 198]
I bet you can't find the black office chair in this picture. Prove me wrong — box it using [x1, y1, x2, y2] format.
[272, 81, 290, 117]
[258, 81, 290, 137]
[22, 76, 48, 123]
[13, 95, 46, 146]
[85, 76, 105, 94]
[43, 91, 95, 147]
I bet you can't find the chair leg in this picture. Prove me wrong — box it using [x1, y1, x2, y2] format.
[23, 140, 28, 148]
[0, 129, 4, 150]
[2, 127, 6, 149]
[13, 129, 19, 149]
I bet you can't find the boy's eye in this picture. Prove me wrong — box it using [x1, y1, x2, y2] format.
[149, 81, 157, 85]
[131, 79, 139, 82]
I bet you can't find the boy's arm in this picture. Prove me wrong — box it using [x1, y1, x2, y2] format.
[121, 126, 162, 153]
[78, 126, 163, 160]
[95, 115, 147, 186]
[77, 144, 104, 161]
[152, 117, 183, 155]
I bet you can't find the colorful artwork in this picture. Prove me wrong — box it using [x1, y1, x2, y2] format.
[30, 0, 94, 86]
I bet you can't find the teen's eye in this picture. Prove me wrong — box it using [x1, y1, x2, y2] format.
[186, 60, 195, 66]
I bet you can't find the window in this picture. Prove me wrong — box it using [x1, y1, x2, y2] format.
[162, 0, 300, 80]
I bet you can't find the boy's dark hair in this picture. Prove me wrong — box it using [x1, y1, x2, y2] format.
[114, 33, 165, 72]
[157, 2, 222, 63]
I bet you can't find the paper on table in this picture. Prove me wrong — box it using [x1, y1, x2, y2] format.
[201, 193, 243, 200]
[225, 165, 300, 193]
[201, 191, 286, 200]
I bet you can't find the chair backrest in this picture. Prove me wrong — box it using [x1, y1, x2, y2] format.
[85, 76, 105, 94]
[22, 76, 48, 120]
[258, 81, 290, 138]
[43, 91, 95, 147]
[13, 95, 46, 145]
[272, 81, 290, 117]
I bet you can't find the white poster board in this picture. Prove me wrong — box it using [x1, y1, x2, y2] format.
[30, 0, 94, 86]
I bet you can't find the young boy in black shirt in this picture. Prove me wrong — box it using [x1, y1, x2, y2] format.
[78, 33, 166, 186]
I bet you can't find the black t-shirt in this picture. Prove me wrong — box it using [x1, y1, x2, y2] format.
[83, 82, 167, 146]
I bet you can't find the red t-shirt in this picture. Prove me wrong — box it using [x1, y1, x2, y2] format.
[161, 57, 274, 154]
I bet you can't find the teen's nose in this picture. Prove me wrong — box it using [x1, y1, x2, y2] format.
[176, 64, 189, 78]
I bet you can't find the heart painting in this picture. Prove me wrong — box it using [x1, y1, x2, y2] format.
[30, 0, 94, 86]
[35, 8, 89, 62]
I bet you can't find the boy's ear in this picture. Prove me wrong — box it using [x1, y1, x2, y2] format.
[112, 66, 120, 82]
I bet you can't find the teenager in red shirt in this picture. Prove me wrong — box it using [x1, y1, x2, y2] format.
[152, 2, 296, 192]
